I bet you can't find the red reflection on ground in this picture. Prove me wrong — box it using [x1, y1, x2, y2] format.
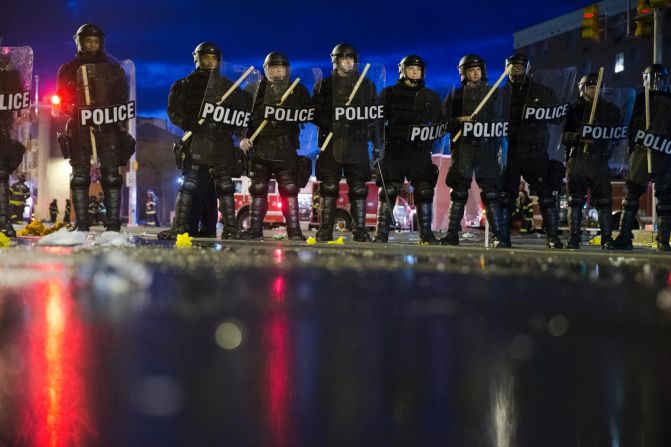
[272, 275, 285, 304]
[263, 281, 294, 447]
[19, 275, 96, 446]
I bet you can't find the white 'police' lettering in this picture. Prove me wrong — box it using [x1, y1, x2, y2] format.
[334, 105, 384, 121]
[634, 129, 671, 155]
[408, 123, 449, 142]
[462, 121, 509, 138]
[523, 103, 569, 121]
[263, 105, 315, 123]
[580, 125, 629, 140]
[79, 101, 136, 126]
[201, 102, 251, 128]
[0, 91, 30, 111]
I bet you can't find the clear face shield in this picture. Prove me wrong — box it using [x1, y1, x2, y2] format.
[196, 53, 220, 72]
[264, 64, 290, 84]
[334, 55, 357, 76]
[643, 72, 669, 92]
[507, 62, 528, 84]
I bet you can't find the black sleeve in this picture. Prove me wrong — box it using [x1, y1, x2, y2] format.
[167, 79, 190, 132]
[312, 78, 331, 133]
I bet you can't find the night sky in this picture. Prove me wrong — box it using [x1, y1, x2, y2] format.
[3, 0, 591, 120]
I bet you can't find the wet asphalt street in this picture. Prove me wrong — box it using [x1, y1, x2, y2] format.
[0, 227, 670, 446]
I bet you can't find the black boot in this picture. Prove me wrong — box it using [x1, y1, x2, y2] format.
[416, 202, 439, 245]
[158, 191, 193, 240]
[612, 206, 637, 250]
[373, 195, 391, 243]
[240, 196, 266, 240]
[219, 194, 240, 240]
[541, 206, 563, 249]
[440, 200, 465, 246]
[350, 197, 372, 242]
[598, 208, 614, 250]
[0, 176, 16, 237]
[499, 205, 512, 248]
[316, 196, 336, 242]
[657, 215, 671, 252]
[283, 195, 305, 241]
[566, 207, 582, 249]
[71, 188, 90, 231]
[103, 186, 122, 232]
[484, 201, 507, 248]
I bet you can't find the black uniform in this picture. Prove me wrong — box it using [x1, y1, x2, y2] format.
[0, 65, 25, 237]
[187, 171, 218, 237]
[441, 82, 506, 245]
[159, 69, 250, 240]
[562, 96, 622, 249]
[313, 71, 378, 241]
[241, 77, 311, 241]
[56, 52, 132, 231]
[49, 199, 59, 223]
[614, 90, 671, 250]
[502, 77, 563, 248]
[374, 78, 441, 243]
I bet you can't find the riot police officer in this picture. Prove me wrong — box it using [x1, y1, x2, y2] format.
[373, 55, 440, 244]
[159, 42, 251, 240]
[56, 24, 134, 232]
[239, 52, 311, 241]
[441, 54, 506, 246]
[562, 74, 622, 249]
[313, 43, 381, 242]
[613, 64, 671, 251]
[500, 53, 563, 249]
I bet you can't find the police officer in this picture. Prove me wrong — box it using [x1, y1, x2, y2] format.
[159, 42, 250, 240]
[239, 52, 310, 241]
[313, 43, 380, 242]
[441, 54, 506, 246]
[0, 51, 26, 236]
[613, 64, 671, 251]
[373, 55, 440, 244]
[562, 74, 621, 249]
[500, 53, 563, 249]
[56, 24, 133, 232]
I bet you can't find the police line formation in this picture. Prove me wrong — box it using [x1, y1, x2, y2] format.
[1, 24, 671, 252]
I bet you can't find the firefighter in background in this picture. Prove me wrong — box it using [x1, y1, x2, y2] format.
[9, 174, 29, 223]
[146, 189, 160, 227]
[49, 199, 59, 223]
[514, 185, 534, 233]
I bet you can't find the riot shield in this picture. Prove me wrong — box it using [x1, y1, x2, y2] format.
[76, 60, 135, 169]
[248, 66, 319, 163]
[314, 63, 385, 164]
[0, 46, 33, 173]
[519, 67, 577, 161]
[632, 93, 671, 163]
[450, 81, 508, 180]
[192, 63, 262, 165]
[580, 87, 635, 176]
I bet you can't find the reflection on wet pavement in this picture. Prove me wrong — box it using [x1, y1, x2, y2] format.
[0, 241, 670, 446]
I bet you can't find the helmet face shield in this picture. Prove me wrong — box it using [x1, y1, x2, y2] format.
[330, 43, 359, 72]
[193, 42, 222, 71]
[398, 55, 425, 81]
[643, 72, 669, 91]
[74, 24, 105, 55]
[458, 54, 487, 84]
[263, 52, 290, 82]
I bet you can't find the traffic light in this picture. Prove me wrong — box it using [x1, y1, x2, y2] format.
[582, 5, 600, 42]
[636, 0, 654, 38]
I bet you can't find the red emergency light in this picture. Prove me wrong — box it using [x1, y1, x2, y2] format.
[50, 95, 61, 106]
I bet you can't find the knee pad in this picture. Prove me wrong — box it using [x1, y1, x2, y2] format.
[101, 169, 122, 189]
[626, 182, 647, 199]
[450, 188, 469, 203]
[568, 195, 585, 208]
[348, 182, 368, 200]
[379, 182, 401, 202]
[320, 181, 339, 197]
[656, 197, 671, 216]
[414, 182, 434, 203]
[278, 179, 299, 197]
[480, 190, 499, 205]
[180, 174, 199, 195]
[249, 180, 268, 197]
[214, 178, 234, 196]
[70, 166, 91, 190]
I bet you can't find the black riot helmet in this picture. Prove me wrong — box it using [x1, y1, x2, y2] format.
[643, 64, 669, 92]
[331, 43, 358, 71]
[192, 42, 222, 70]
[578, 73, 602, 98]
[398, 54, 425, 82]
[74, 24, 105, 55]
[505, 52, 529, 84]
[263, 52, 290, 82]
[458, 54, 487, 84]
